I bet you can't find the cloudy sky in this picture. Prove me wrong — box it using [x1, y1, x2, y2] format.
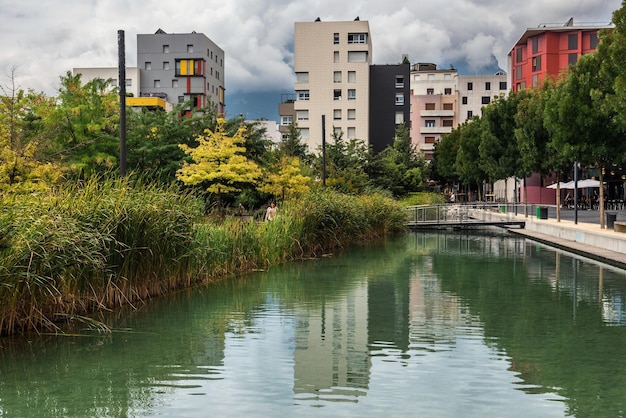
[0, 0, 621, 119]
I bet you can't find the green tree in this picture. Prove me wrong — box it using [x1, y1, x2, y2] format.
[0, 70, 63, 191]
[456, 117, 488, 196]
[279, 122, 309, 161]
[315, 130, 371, 193]
[432, 128, 460, 186]
[177, 117, 262, 211]
[46, 72, 120, 178]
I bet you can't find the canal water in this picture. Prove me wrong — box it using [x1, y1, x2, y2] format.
[1, 229, 626, 417]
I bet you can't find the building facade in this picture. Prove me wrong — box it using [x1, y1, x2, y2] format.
[369, 64, 411, 154]
[508, 19, 612, 93]
[294, 19, 372, 152]
[457, 73, 508, 123]
[137, 29, 225, 115]
[409, 63, 458, 161]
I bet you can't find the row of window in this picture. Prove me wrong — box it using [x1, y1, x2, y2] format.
[151, 79, 219, 94]
[144, 59, 221, 80]
[515, 33, 599, 63]
[465, 81, 507, 91]
[296, 89, 357, 101]
[333, 51, 369, 63]
[424, 119, 454, 127]
[159, 44, 223, 66]
[333, 32, 368, 44]
[461, 96, 491, 105]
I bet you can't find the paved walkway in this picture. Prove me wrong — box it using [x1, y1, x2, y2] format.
[503, 206, 626, 270]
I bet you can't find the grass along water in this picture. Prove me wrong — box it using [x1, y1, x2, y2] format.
[0, 182, 407, 336]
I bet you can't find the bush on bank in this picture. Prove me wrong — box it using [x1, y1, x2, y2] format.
[0, 181, 408, 336]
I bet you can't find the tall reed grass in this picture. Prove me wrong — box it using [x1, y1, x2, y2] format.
[0, 182, 407, 336]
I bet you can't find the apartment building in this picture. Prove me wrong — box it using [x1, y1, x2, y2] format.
[457, 73, 508, 123]
[409, 63, 458, 160]
[294, 18, 372, 152]
[369, 64, 411, 154]
[137, 29, 225, 115]
[509, 18, 612, 93]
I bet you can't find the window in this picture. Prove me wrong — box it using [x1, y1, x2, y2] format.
[296, 72, 309, 83]
[516, 66, 523, 80]
[163, 45, 169, 53]
[516, 48, 523, 63]
[154, 80, 161, 88]
[347, 33, 367, 44]
[425, 120, 435, 128]
[395, 112, 404, 124]
[590, 33, 599, 49]
[280, 115, 293, 125]
[499, 81, 507, 90]
[425, 137, 436, 144]
[333, 127, 343, 137]
[532, 56, 541, 72]
[395, 75, 404, 88]
[444, 88, 452, 95]
[532, 37, 539, 54]
[178, 96, 185, 103]
[444, 73, 452, 80]
[462, 96, 468, 105]
[163, 61, 170, 70]
[333, 71, 342, 83]
[334, 51, 339, 63]
[172, 79, 178, 88]
[347, 127, 356, 139]
[125, 79, 132, 86]
[481, 96, 490, 105]
[395, 93, 404, 105]
[347, 89, 356, 100]
[426, 88, 434, 95]
[414, 74, 421, 81]
[334, 89, 342, 101]
[568, 53, 578, 65]
[467, 82, 473, 90]
[145, 62, 152, 70]
[297, 90, 310, 101]
[442, 119, 453, 127]
[485, 82, 491, 90]
[333, 109, 341, 120]
[568, 34, 578, 50]
[175, 59, 204, 76]
[427, 74, 435, 81]
[334, 33, 339, 44]
[187, 44, 193, 53]
[443, 103, 453, 110]
[299, 128, 310, 140]
[467, 110, 473, 119]
[532, 74, 539, 88]
[111, 79, 118, 87]
[347, 109, 356, 120]
[348, 71, 356, 83]
[297, 110, 309, 121]
[348, 51, 368, 63]
[425, 103, 436, 110]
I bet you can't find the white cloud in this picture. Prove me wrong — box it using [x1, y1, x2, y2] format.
[0, 0, 620, 97]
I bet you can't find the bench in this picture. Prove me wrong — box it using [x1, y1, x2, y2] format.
[615, 221, 626, 233]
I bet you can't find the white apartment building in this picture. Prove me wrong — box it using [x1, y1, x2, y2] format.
[457, 72, 508, 123]
[294, 18, 372, 152]
[73, 67, 141, 98]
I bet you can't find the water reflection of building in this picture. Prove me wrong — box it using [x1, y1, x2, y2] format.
[293, 281, 370, 399]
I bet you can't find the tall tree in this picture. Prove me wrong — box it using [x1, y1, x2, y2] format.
[258, 156, 311, 202]
[177, 117, 262, 211]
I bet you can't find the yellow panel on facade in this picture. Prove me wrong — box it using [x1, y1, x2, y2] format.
[180, 60, 188, 75]
[126, 97, 167, 110]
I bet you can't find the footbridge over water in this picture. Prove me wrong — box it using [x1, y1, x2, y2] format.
[406, 204, 526, 230]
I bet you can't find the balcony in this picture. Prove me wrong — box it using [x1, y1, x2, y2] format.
[420, 126, 453, 135]
[421, 110, 455, 117]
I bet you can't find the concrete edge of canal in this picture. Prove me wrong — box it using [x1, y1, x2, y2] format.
[479, 210, 626, 270]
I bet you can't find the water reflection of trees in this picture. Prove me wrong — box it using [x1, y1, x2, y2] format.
[420, 230, 626, 417]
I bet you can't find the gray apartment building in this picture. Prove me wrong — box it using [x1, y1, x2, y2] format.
[137, 29, 225, 115]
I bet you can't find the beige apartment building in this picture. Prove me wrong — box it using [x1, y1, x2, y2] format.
[294, 18, 372, 152]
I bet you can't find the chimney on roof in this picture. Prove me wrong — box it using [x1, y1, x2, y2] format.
[315, 17, 321, 22]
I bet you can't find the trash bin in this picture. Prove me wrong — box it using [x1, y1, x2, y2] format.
[536, 206, 548, 219]
[607, 212, 617, 229]
[500, 205, 506, 213]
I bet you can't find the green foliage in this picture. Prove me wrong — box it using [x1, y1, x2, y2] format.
[399, 192, 446, 206]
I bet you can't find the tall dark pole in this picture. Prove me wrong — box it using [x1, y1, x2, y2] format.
[118, 30, 127, 177]
[321, 115, 326, 187]
[574, 160, 578, 224]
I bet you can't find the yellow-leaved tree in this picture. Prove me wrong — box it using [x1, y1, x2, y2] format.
[177, 118, 262, 211]
[258, 156, 311, 202]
